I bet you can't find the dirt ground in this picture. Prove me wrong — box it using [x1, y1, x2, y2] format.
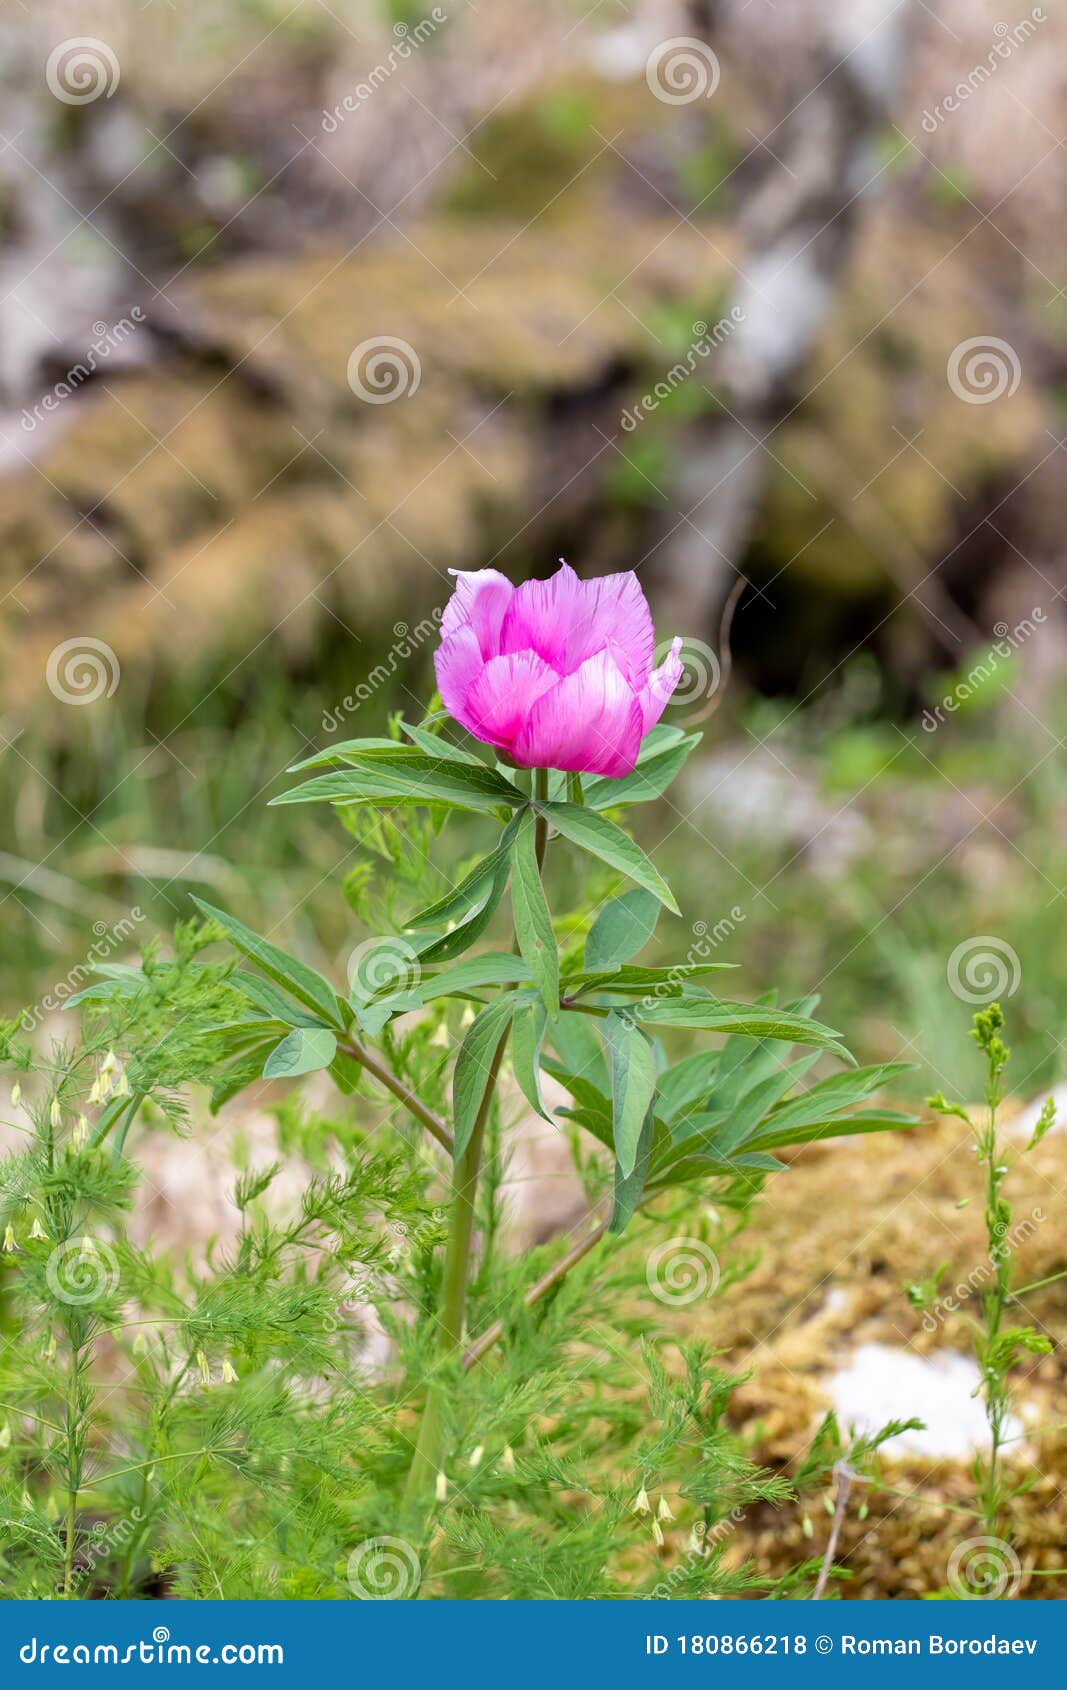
[653, 1103, 1067, 1598]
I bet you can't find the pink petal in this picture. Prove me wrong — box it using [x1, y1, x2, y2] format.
[434, 628, 487, 736]
[513, 650, 644, 777]
[638, 637, 683, 733]
[459, 651, 559, 753]
[440, 569, 514, 658]
[499, 561, 655, 684]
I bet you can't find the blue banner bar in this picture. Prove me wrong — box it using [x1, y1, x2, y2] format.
[1, 1600, 1063, 1686]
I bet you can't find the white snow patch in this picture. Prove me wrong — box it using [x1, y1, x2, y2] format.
[827, 1342, 1021, 1460]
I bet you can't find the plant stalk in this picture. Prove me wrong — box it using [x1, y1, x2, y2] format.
[402, 1033, 507, 1510]
[462, 1217, 609, 1370]
[340, 1035, 453, 1155]
[402, 770, 550, 1512]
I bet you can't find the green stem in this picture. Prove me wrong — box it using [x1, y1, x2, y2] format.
[462, 1216, 608, 1371]
[402, 1032, 507, 1511]
[402, 770, 550, 1513]
[339, 1035, 453, 1155]
[62, 1335, 84, 1600]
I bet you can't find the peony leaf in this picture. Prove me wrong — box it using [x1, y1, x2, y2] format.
[192, 897, 347, 1030]
[604, 1012, 658, 1179]
[584, 888, 660, 971]
[536, 801, 679, 913]
[262, 1027, 338, 1080]
[453, 995, 517, 1161]
[509, 810, 559, 1019]
[511, 997, 551, 1120]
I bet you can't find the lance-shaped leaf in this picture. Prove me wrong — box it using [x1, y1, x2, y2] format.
[287, 738, 422, 772]
[585, 730, 701, 810]
[584, 888, 660, 971]
[509, 810, 559, 1018]
[745, 1064, 913, 1151]
[232, 971, 324, 1028]
[408, 813, 522, 929]
[549, 1010, 608, 1094]
[453, 995, 517, 1160]
[410, 953, 529, 1004]
[609, 1104, 655, 1234]
[512, 997, 550, 1120]
[191, 897, 347, 1030]
[400, 723, 486, 765]
[604, 1012, 658, 1179]
[566, 963, 734, 998]
[417, 863, 510, 966]
[536, 801, 679, 913]
[263, 1027, 338, 1080]
[634, 997, 852, 1062]
[271, 753, 524, 816]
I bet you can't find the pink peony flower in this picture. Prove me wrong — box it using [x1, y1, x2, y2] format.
[434, 560, 683, 777]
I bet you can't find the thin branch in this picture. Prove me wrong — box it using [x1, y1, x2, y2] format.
[813, 1460, 853, 1600]
[462, 1216, 609, 1370]
[339, 1036, 453, 1155]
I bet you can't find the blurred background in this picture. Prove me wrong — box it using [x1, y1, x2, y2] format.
[2, 0, 1066, 1095]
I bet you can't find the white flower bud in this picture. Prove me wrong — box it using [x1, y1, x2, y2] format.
[435, 1471, 448, 1502]
[631, 1486, 651, 1515]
